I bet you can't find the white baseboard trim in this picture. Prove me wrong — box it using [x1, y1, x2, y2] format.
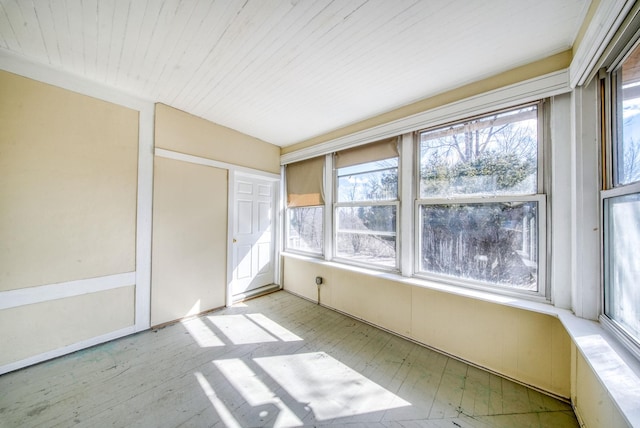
[0, 325, 135, 376]
[0, 272, 136, 310]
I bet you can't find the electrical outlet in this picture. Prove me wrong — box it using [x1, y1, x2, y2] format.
[315, 276, 323, 285]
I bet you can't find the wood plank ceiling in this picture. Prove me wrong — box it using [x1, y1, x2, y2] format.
[0, 0, 589, 146]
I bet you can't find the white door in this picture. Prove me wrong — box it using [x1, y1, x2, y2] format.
[231, 174, 276, 299]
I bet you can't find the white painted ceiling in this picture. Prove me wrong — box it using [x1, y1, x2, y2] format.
[0, 0, 589, 147]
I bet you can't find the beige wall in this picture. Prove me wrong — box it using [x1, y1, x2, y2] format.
[0, 286, 135, 366]
[151, 157, 228, 326]
[0, 70, 138, 291]
[283, 256, 571, 398]
[571, 344, 629, 427]
[0, 70, 139, 368]
[155, 103, 280, 174]
[151, 103, 280, 326]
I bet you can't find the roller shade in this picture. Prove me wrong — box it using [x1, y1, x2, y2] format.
[335, 137, 399, 169]
[286, 156, 325, 207]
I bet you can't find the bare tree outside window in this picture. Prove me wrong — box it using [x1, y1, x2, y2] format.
[420, 106, 538, 198]
[616, 67, 640, 185]
[418, 104, 542, 292]
[336, 158, 398, 268]
[603, 46, 640, 344]
[287, 207, 323, 254]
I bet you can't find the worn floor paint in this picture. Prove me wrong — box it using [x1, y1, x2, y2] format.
[0, 291, 578, 427]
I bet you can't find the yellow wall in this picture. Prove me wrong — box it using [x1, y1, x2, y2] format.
[0, 286, 134, 366]
[0, 70, 139, 366]
[155, 103, 280, 175]
[151, 157, 228, 326]
[0, 70, 138, 290]
[151, 104, 280, 326]
[571, 344, 629, 427]
[283, 255, 572, 398]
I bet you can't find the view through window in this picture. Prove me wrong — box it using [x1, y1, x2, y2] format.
[603, 40, 640, 344]
[417, 104, 543, 293]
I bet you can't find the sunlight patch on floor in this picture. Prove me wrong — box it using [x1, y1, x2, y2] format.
[208, 314, 278, 345]
[246, 313, 303, 342]
[214, 358, 304, 427]
[254, 352, 411, 421]
[194, 372, 242, 428]
[181, 317, 225, 347]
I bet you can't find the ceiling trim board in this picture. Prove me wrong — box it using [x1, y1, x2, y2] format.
[569, 0, 635, 88]
[281, 69, 570, 165]
[155, 148, 280, 180]
[0, 47, 151, 112]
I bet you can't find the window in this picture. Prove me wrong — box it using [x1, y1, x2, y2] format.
[334, 138, 399, 269]
[285, 156, 325, 255]
[602, 39, 640, 346]
[416, 104, 545, 295]
[287, 206, 323, 254]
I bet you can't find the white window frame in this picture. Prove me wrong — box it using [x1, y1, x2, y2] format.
[333, 154, 401, 271]
[282, 160, 326, 258]
[280, 68, 571, 301]
[413, 102, 548, 299]
[599, 24, 640, 356]
[284, 205, 325, 257]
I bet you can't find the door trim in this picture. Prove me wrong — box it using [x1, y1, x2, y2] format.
[227, 169, 281, 307]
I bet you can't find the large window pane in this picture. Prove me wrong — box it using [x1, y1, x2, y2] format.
[419, 202, 538, 291]
[287, 206, 323, 254]
[337, 158, 398, 202]
[419, 105, 538, 198]
[605, 193, 640, 339]
[336, 205, 396, 267]
[615, 44, 640, 185]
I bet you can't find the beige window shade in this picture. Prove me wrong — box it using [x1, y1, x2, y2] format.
[286, 156, 325, 207]
[335, 137, 399, 169]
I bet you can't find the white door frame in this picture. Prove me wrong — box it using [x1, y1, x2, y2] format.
[227, 169, 281, 307]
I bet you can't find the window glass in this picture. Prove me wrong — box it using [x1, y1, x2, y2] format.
[605, 194, 640, 339]
[417, 103, 543, 295]
[287, 206, 323, 254]
[337, 159, 398, 202]
[285, 156, 325, 255]
[335, 156, 399, 269]
[603, 39, 640, 347]
[336, 206, 396, 267]
[420, 202, 538, 290]
[419, 105, 538, 198]
[615, 45, 640, 186]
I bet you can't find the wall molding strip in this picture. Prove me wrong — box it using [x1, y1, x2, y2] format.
[135, 105, 155, 332]
[0, 272, 136, 311]
[155, 148, 280, 180]
[281, 69, 570, 165]
[0, 47, 156, 334]
[0, 326, 135, 376]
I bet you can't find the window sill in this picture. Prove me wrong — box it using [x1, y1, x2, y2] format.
[560, 314, 640, 427]
[281, 251, 640, 427]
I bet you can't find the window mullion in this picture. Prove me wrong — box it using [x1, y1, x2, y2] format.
[324, 153, 334, 261]
[400, 132, 414, 277]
